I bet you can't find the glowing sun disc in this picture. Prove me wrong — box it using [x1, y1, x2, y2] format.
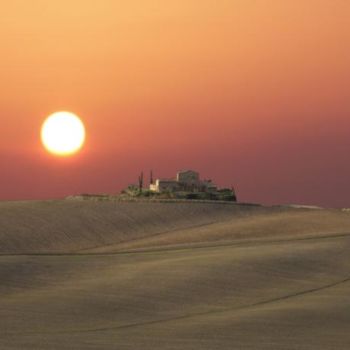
[41, 112, 86, 156]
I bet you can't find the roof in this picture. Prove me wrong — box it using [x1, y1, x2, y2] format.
[177, 169, 199, 174]
[157, 178, 177, 183]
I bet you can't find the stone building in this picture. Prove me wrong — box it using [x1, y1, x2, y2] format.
[176, 170, 200, 184]
[150, 170, 217, 193]
[150, 179, 180, 193]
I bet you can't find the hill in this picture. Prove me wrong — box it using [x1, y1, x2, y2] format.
[0, 199, 268, 254]
[1, 199, 350, 349]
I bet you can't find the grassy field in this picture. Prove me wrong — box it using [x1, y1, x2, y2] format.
[1, 200, 350, 349]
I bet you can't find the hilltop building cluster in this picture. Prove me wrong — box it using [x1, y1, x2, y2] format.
[124, 169, 237, 202]
[150, 170, 217, 193]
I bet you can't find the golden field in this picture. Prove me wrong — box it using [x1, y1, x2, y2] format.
[1, 200, 350, 349]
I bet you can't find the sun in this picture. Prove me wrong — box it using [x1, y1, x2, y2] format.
[41, 112, 86, 157]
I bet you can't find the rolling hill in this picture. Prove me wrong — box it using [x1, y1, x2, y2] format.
[1, 199, 350, 349]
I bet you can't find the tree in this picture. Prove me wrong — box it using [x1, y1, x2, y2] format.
[138, 172, 144, 192]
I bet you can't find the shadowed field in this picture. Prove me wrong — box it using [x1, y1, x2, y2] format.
[1, 200, 350, 349]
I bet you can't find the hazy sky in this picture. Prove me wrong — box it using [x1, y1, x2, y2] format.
[1, 0, 350, 207]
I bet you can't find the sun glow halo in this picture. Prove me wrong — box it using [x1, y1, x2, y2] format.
[41, 112, 86, 156]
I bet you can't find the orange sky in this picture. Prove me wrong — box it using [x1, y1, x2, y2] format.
[1, 0, 350, 206]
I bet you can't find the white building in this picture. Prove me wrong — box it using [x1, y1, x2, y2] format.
[150, 170, 217, 193]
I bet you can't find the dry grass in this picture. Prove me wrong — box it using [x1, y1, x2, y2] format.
[1, 200, 350, 349]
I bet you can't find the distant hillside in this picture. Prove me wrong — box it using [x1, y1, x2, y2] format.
[0, 200, 260, 254]
[1, 199, 350, 254]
